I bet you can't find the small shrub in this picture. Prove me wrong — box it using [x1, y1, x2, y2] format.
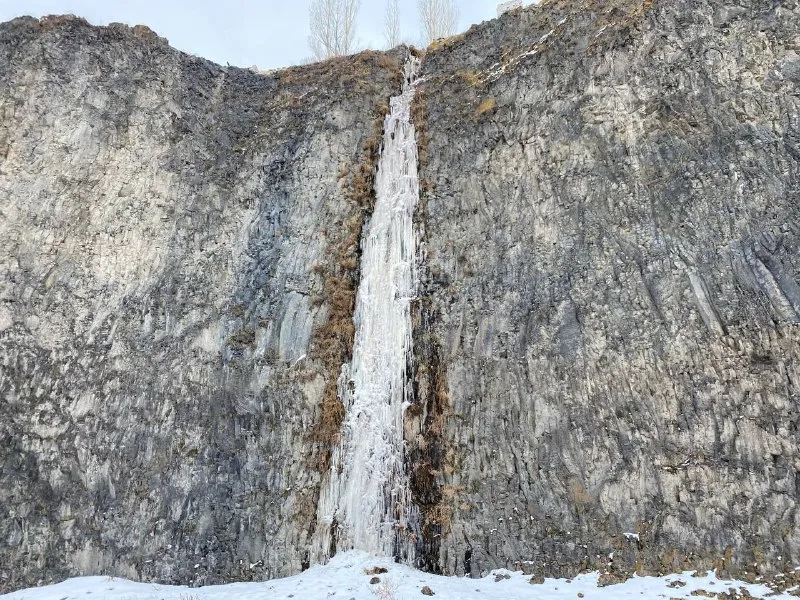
[372, 579, 398, 600]
[132, 24, 159, 41]
[377, 54, 400, 70]
[280, 69, 295, 85]
[228, 328, 256, 349]
[568, 479, 595, 515]
[40, 15, 90, 30]
[376, 100, 390, 117]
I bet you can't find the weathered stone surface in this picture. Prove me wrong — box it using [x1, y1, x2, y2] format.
[1, 0, 800, 591]
[412, 0, 800, 580]
[0, 15, 402, 591]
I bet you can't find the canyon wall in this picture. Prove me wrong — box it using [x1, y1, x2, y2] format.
[0, 15, 403, 590]
[412, 0, 800, 580]
[1, 0, 800, 592]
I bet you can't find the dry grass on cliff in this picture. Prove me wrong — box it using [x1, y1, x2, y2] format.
[278, 50, 400, 90]
[295, 50, 402, 470]
[309, 98, 392, 466]
[424, 484, 464, 533]
[406, 335, 457, 555]
[475, 97, 496, 118]
[411, 89, 433, 194]
[423, 366, 457, 534]
[457, 70, 482, 87]
[310, 265, 358, 458]
[38, 14, 89, 29]
[427, 33, 466, 53]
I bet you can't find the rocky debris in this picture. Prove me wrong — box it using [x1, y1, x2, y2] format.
[597, 572, 628, 587]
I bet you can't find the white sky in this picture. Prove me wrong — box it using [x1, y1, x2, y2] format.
[0, 1, 511, 70]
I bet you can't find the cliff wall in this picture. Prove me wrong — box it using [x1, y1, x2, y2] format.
[413, 0, 800, 580]
[0, 15, 403, 590]
[1, 0, 799, 591]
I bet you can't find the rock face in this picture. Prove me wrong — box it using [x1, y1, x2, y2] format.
[411, 0, 800, 580]
[1, 0, 799, 592]
[0, 15, 403, 591]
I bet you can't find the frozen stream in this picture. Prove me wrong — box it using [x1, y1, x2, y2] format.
[314, 56, 422, 562]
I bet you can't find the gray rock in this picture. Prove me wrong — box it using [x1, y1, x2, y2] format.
[410, 0, 800, 580]
[0, 15, 404, 592]
[1, 0, 800, 591]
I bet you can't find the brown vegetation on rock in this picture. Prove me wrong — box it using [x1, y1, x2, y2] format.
[308, 60, 402, 470]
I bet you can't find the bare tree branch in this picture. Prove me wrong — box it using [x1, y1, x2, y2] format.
[418, 0, 459, 44]
[309, 0, 361, 61]
[384, 0, 401, 49]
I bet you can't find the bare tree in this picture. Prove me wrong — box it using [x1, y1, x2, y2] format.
[384, 0, 401, 49]
[308, 0, 361, 61]
[418, 0, 459, 44]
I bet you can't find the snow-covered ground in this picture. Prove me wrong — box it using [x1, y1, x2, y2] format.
[2, 551, 796, 600]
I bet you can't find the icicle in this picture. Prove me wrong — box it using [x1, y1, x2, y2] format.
[314, 55, 421, 563]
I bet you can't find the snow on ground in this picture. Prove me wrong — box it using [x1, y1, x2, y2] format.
[2, 552, 796, 600]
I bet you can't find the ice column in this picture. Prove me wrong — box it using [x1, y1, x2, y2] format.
[315, 56, 421, 561]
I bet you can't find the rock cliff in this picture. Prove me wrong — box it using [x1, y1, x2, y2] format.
[411, 0, 800, 580]
[0, 14, 404, 590]
[1, 0, 799, 592]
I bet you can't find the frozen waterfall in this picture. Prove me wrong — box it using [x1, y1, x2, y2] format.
[314, 56, 421, 563]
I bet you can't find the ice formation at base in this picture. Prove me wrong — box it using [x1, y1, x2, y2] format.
[313, 56, 422, 562]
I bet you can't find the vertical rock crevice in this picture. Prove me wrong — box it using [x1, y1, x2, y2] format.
[406, 323, 453, 574]
[406, 54, 457, 573]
